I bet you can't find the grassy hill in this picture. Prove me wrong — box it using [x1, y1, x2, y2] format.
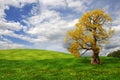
[0, 49, 74, 60]
[0, 49, 120, 80]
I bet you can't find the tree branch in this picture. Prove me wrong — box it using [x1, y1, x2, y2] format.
[80, 49, 89, 56]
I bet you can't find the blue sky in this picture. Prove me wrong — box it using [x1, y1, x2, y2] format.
[0, 0, 120, 55]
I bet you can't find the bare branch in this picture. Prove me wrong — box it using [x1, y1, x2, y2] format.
[80, 49, 89, 56]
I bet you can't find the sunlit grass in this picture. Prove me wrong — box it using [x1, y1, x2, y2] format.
[0, 49, 120, 80]
[0, 49, 73, 60]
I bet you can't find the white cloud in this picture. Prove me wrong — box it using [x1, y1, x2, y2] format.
[0, 0, 37, 18]
[25, 8, 78, 44]
[26, 9, 61, 26]
[0, 35, 25, 49]
[40, 0, 66, 9]
[0, 0, 119, 54]
[0, 41, 25, 49]
[1, 0, 36, 8]
[0, 29, 50, 45]
[0, 0, 85, 50]
[113, 10, 120, 25]
[0, 19, 24, 31]
[66, 0, 92, 13]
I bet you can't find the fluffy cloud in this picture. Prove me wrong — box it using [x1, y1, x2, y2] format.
[0, 29, 48, 44]
[0, 19, 23, 31]
[113, 10, 120, 25]
[25, 8, 77, 44]
[0, 0, 83, 51]
[0, 0, 119, 55]
[40, 0, 66, 8]
[0, 35, 25, 49]
[1, 0, 36, 8]
[66, 0, 88, 13]
[105, 26, 120, 49]
[0, 0, 36, 17]
[0, 41, 25, 49]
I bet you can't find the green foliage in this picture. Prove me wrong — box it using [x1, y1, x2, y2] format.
[0, 49, 120, 80]
[107, 50, 120, 58]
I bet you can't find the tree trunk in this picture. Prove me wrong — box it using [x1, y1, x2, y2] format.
[91, 50, 101, 64]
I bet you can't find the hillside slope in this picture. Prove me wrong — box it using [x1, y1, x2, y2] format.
[0, 49, 120, 80]
[0, 49, 74, 60]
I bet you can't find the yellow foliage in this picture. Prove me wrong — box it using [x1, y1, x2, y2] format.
[68, 42, 80, 57]
[65, 9, 114, 57]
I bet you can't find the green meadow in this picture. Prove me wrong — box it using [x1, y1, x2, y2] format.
[0, 49, 120, 80]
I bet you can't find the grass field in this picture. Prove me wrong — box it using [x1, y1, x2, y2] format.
[0, 49, 120, 80]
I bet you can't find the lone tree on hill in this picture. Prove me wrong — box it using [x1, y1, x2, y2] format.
[65, 9, 114, 64]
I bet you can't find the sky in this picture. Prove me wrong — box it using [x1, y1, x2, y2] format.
[0, 0, 120, 55]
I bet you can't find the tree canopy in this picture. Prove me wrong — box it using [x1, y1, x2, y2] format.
[65, 9, 114, 64]
[107, 50, 120, 58]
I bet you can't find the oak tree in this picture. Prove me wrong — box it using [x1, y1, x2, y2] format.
[65, 9, 114, 64]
